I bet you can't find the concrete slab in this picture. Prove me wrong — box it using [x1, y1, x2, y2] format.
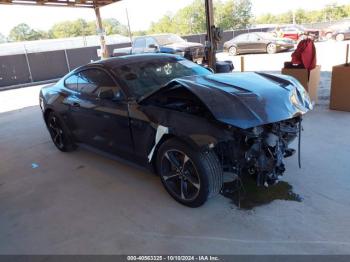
[0, 104, 350, 254]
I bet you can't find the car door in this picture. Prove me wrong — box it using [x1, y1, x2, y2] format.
[345, 27, 350, 39]
[234, 33, 250, 53]
[68, 68, 134, 157]
[247, 33, 266, 52]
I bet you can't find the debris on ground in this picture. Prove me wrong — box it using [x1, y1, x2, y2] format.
[221, 176, 302, 210]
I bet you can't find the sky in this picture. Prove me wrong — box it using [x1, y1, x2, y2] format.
[0, 0, 349, 36]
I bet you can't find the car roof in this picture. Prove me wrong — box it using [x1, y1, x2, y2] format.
[80, 53, 181, 70]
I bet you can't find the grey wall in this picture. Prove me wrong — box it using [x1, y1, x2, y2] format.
[28, 50, 69, 82]
[0, 54, 31, 87]
[0, 43, 131, 89]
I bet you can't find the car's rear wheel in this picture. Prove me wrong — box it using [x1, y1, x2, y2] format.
[266, 43, 277, 54]
[228, 46, 237, 56]
[156, 139, 222, 207]
[46, 111, 76, 152]
[336, 33, 345, 41]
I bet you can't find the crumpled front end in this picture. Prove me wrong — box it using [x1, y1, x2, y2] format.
[215, 116, 301, 186]
[141, 71, 311, 187]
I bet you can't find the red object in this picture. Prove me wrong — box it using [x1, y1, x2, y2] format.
[291, 39, 317, 71]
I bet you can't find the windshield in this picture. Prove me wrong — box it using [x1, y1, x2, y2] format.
[113, 57, 211, 98]
[153, 34, 186, 46]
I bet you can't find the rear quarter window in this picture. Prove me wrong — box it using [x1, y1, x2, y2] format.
[64, 74, 79, 91]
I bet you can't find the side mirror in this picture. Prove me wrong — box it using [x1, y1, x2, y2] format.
[148, 44, 158, 49]
[98, 88, 115, 100]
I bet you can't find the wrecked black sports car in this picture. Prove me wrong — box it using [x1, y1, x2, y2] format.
[39, 54, 312, 207]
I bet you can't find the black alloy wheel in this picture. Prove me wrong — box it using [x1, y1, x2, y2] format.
[157, 139, 222, 207]
[47, 112, 76, 152]
[161, 149, 201, 202]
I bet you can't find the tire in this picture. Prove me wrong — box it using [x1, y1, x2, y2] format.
[46, 111, 76, 152]
[228, 46, 237, 56]
[336, 34, 345, 42]
[266, 43, 277, 54]
[326, 32, 333, 40]
[156, 138, 223, 207]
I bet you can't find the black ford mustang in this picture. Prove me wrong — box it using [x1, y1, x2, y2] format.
[40, 54, 312, 207]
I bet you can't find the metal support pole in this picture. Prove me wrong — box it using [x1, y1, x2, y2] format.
[23, 44, 33, 83]
[94, 6, 109, 59]
[205, 0, 216, 70]
[125, 8, 133, 44]
[64, 49, 71, 72]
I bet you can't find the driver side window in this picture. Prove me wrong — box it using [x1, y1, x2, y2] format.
[77, 69, 122, 99]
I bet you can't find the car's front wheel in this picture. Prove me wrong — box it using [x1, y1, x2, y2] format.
[228, 46, 237, 56]
[46, 111, 76, 152]
[156, 139, 223, 207]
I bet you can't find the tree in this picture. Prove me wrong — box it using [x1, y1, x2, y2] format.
[132, 30, 147, 36]
[148, 14, 177, 34]
[148, 0, 253, 35]
[255, 3, 350, 25]
[9, 23, 47, 42]
[50, 19, 93, 39]
[50, 18, 128, 39]
[0, 33, 6, 43]
[148, 0, 206, 35]
[230, 0, 252, 29]
[102, 18, 129, 35]
[323, 3, 348, 21]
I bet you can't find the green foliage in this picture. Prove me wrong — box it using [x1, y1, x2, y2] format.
[102, 18, 129, 36]
[231, 0, 252, 29]
[4, 1, 350, 43]
[148, 14, 178, 34]
[5, 18, 128, 43]
[255, 3, 350, 24]
[50, 19, 93, 38]
[49, 18, 128, 39]
[8, 23, 49, 42]
[148, 0, 207, 35]
[148, 0, 252, 35]
[132, 30, 148, 36]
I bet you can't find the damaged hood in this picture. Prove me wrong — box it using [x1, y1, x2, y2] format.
[144, 72, 312, 129]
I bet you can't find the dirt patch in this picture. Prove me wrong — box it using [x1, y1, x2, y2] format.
[221, 177, 302, 210]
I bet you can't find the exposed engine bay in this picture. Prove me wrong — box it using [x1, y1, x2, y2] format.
[215, 117, 301, 186]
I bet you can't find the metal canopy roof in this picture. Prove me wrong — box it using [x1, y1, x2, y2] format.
[0, 0, 121, 8]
